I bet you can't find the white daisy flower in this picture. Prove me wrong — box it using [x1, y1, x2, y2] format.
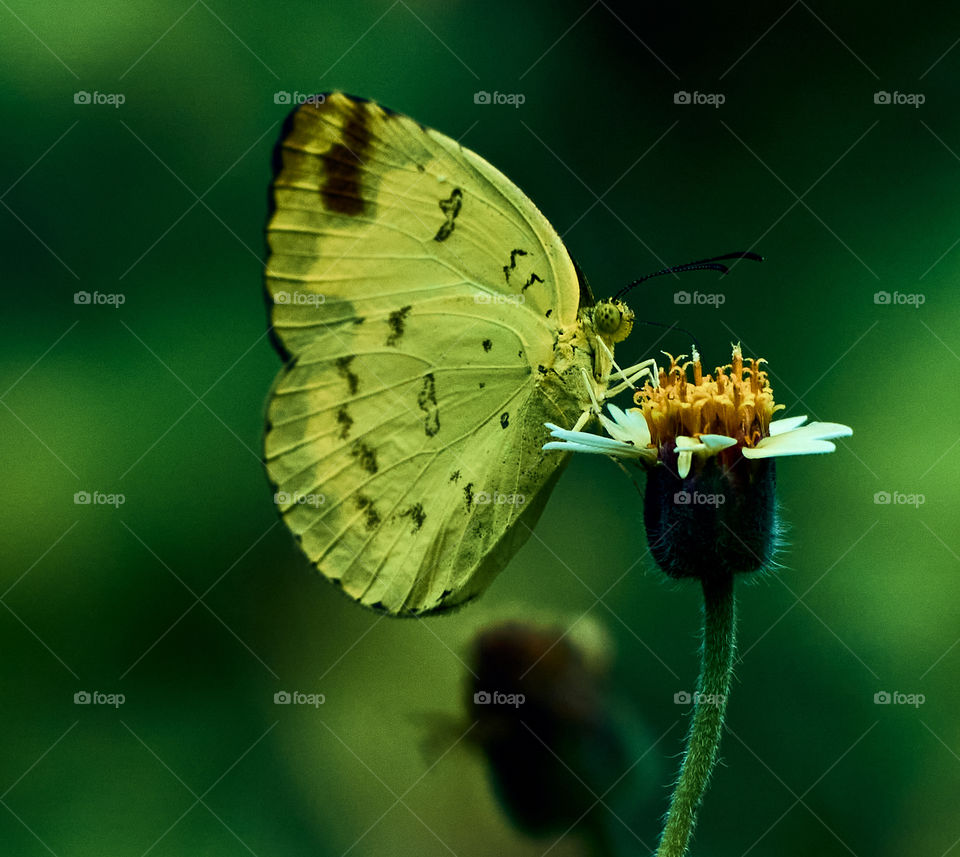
[542, 343, 853, 581]
[544, 345, 852, 475]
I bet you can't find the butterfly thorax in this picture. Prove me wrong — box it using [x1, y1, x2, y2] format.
[542, 300, 632, 423]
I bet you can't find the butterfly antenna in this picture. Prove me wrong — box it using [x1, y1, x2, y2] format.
[613, 251, 762, 301]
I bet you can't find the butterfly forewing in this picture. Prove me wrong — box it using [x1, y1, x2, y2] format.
[264, 92, 587, 615]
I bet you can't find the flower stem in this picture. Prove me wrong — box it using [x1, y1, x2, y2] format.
[656, 573, 737, 857]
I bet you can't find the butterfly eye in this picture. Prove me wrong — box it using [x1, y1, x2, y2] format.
[594, 301, 621, 334]
[593, 300, 634, 343]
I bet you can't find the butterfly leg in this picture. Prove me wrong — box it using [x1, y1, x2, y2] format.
[594, 336, 638, 391]
[603, 357, 660, 399]
[568, 367, 605, 432]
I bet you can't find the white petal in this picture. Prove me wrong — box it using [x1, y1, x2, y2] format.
[698, 434, 738, 452]
[543, 423, 649, 454]
[622, 408, 652, 442]
[546, 429, 630, 451]
[544, 422, 595, 440]
[543, 439, 652, 458]
[802, 421, 853, 441]
[769, 415, 808, 436]
[544, 440, 609, 455]
[605, 403, 630, 427]
[678, 450, 693, 478]
[743, 439, 837, 459]
[676, 435, 703, 451]
[600, 404, 651, 446]
[598, 412, 635, 444]
[543, 418, 656, 461]
[761, 421, 851, 447]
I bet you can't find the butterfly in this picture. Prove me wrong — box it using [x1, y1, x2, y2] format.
[263, 92, 666, 616]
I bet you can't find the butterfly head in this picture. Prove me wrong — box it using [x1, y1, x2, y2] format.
[589, 299, 634, 345]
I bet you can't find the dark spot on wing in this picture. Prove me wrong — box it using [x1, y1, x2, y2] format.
[354, 494, 381, 529]
[350, 440, 378, 474]
[386, 305, 412, 346]
[417, 163, 425, 172]
[545, 309, 553, 318]
[521, 272, 544, 291]
[400, 502, 426, 533]
[464, 483, 474, 511]
[503, 248, 528, 283]
[500, 412, 509, 429]
[336, 406, 353, 439]
[353, 316, 365, 325]
[478, 382, 486, 389]
[319, 100, 373, 216]
[537, 364, 547, 375]
[417, 373, 440, 437]
[335, 355, 359, 395]
[433, 188, 463, 242]
[482, 339, 492, 352]
[449, 470, 461, 483]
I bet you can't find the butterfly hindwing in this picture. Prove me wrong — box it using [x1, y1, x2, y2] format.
[264, 93, 587, 615]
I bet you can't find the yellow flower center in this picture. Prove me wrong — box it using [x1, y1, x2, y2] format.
[635, 344, 784, 448]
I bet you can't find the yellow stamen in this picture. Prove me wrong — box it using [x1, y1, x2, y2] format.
[731, 343, 743, 379]
[634, 345, 784, 448]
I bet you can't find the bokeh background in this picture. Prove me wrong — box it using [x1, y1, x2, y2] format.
[2, 2, 959, 854]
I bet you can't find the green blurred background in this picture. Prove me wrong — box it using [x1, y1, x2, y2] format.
[2, 1, 959, 854]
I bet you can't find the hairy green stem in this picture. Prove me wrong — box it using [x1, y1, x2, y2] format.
[656, 573, 737, 857]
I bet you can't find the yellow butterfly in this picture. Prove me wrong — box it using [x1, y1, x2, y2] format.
[263, 92, 665, 616]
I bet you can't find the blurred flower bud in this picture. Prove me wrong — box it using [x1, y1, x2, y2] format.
[465, 619, 658, 849]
